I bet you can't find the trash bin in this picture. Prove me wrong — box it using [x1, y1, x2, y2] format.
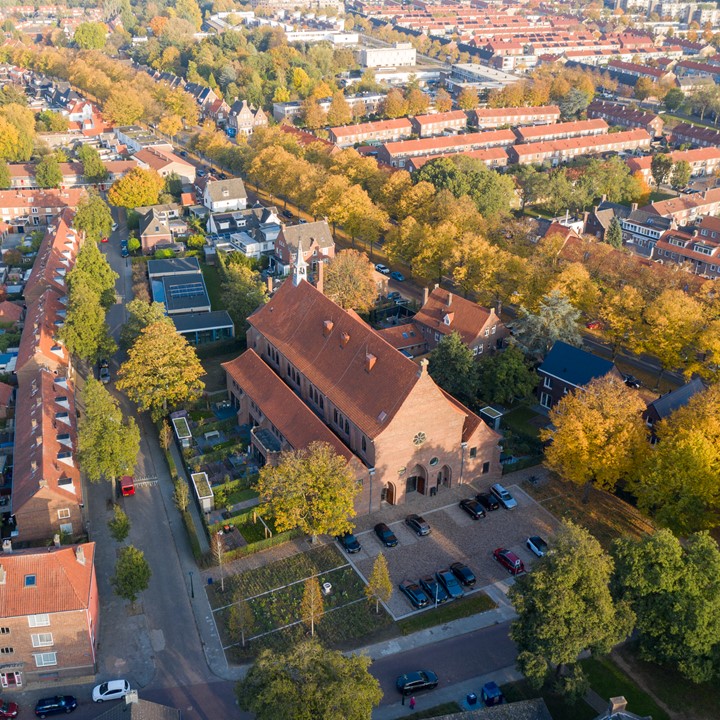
[207, 578, 213, 585]
[430, 487, 437, 497]
[466, 693, 478, 706]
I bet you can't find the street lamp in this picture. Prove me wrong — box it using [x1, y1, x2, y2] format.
[189, 571, 194, 599]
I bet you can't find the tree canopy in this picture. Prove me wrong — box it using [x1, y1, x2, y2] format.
[68, 233, 118, 307]
[59, 279, 116, 362]
[73, 191, 114, 244]
[120, 299, 170, 349]
[476, 346, 536, 406]
[219, 260, 267, 330]
[112, 545, 151, 604]
[428, 331, 478, 407]
[78, 144, 109, 183]
[35, 154, 63, 189]
[74, 22, 107, 50]
[108, 167, 164, 208]
[323, 250, 377, 312]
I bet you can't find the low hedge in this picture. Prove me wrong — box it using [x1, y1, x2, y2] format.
[220, 528, 303, 563]
[182, 509, 211, 567]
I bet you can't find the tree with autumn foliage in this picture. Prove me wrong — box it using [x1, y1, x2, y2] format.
[541, 375, 648, 502]
[434, 88, 453, 113]
[326, 91, 352, 126]
[457, 87, 479, 110]
[323, 250, 377, 312]
[108, 168, 164, 208]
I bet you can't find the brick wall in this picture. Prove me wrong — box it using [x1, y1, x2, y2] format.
[14, 488, 83, 545]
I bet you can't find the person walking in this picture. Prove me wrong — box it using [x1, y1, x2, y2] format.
[409, 697, 416, 710]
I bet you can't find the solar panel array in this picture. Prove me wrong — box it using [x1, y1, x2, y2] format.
[169, 281, 206, 299]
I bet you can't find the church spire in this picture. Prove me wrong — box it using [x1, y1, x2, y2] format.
[293, 239, 308, 286]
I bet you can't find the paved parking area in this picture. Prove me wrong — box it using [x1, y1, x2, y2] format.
[347, 483, 559, 619]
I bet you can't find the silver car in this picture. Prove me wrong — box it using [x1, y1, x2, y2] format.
[490, 483, 517, 510]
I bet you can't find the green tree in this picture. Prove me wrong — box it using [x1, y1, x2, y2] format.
[650, 153, 674, 186]
[612, 530, 720, 683]
[382, 88, 408, 119]
[68, 235, 118, 307]
[108, 504, 131, 542]
[237, 640, 383, 720]
[428, 331, 478, 406]
[664, 87, 685, 111]
[323, 250, 376, 312]
[632, 384, 720, 533]
[220, 261, 267, 330]
[128, 236, 141, 254]
[0, 160, 9, 190]
[476, 346, 536, 405]
[74, 21, 107, 49]
[37, 110, 69, 132]
[77, 144, 108, 183]
[117, 320, 205, 421]
[176, 0, 202, 29]
[558, 87, 590, 118]
[300, 576, 324, 637]
[112, 545, 151, 605]
[510, 521, 634, 692]
[605, 216, 623, 249]
[73, 191, 113, 243]
[173, 479, 190, 513]
[326, 91, 352, 126]
[541, 375, 648, 502]
[35, 154, 63, 188]
[511, 291, 582, 360]
[78, 378, 139, 484]
[120, 299, 169, 349]
[59, 280, 116, 361]
[108, 168, 164, 208]
[229, 598, 254, 647]
[253, 442, 358, 542]
[104, 85, 145, 126]
[365, 552, 392, 614]
[670, 160, 692, 190]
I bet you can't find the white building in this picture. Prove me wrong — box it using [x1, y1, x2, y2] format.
[202, 179, 248, 213]
[359, 43, 417, 68]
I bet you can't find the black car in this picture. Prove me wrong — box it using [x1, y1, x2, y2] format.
[374, 522, 398, 547]
[218, 172, 228, 180]
[34, 695, 77, 718]
[419, 575, 449, 603]
[450, 561, 476, 587]
[623, 373, 641, 389]
[459, 498, 486, 520]
[98, 358, 109, 369]
[476, 492, 499, 511]
[396, 670, 438, 696]
[436, 569, 464, 599]
[336, 532, 361, 554]
[399, 580, 430, 609]
[282, 209, 293, 219]
[405, 514, 431, 536]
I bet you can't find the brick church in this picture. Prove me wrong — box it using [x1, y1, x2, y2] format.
[223, 252, 501, 514]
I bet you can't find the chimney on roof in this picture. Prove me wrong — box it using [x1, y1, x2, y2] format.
[446, 292, 453, 307]
[365, 353, 377, 372]
[340, 331, 350, 347]
[323, 320, 334, 337]
[607, 697, 628, 716]
[266, 276, 273, 294]
[125, 691, 139, 705]
[631, 202, 638, 211]
[419, 358, 429, 376]
[316, 260, 324, 295]
[422, 287, 429, 305]
[75, 545, 85, 565]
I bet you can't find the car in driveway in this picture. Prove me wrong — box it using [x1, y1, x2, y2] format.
[399, 580, 430, 609]
[490, 483, 517, 510]
[390, 271, 405, 282]
[282, 209, 293, 219]
[405, 514, 431, 536]
[476, 492, 499, 511]
[419, 575, 449, 604]
[459, 497, 485, 520]
[100, 236, 109, 243]
[436, 569, 464, 599]
[527, 536, 548, 557]
[623, 373, 641, 389]
[374, 522, 398, 547]
[34, 695, 77, 717]
[396, 670, 438, 696]
[121, 247, 129, 258]
[493, 548, 525, 576]
[92, 680, 130, 703]
[336, 532, 361, 554]
[374, 263, 390, 275]
[0, 699, 17, 719]
[99, 367, 110, 384]
[450, 561, 476, 587]
[387, 291, 401, 302]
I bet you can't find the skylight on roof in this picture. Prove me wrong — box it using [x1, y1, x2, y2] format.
[25, 575, 36, 587]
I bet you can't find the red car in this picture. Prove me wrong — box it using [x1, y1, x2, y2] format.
[100, 236, 109, 243]
[585, 320, 603, 330]
[493, 548, 525, 576]
[0, 699, 18, 719]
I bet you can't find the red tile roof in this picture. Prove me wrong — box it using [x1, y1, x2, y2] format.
[0, 188, 85, 212]
[133, 146, 193, 172]
[0, 381, 13, 407]
[329, 118, 413, 138]
[408, 147, 508, 170]
[413, 110, 467, 126]
[382, 129, 515, 157]
[511, 129, 650, 158]
[515, 118, 608, 141]
[471, 104, 560, 120]
[0, 300, 23, 324]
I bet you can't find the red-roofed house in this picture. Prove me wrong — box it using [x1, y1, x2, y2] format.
[0, 543, 98, 687]
[0, 301, 24, 326]
[407, 147, 508, 172]
[410, 110, 468, 138]
[627, 147, 720, 182]
[652, 219, 720, 277]
[224, 266, 501, 511]
[514, 118, 608, 144]
[133, 146, 196, 184]
[0, 188, 85, 233]
[328, 119, 413, 148]
[468, 105, 560, 129]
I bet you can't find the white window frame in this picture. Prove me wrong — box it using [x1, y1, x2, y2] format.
[28, 614, 50, 628]
[31, 633, 53, 648]
[34, 652, 57, 667]
[540, 392, 552, 409]
[543, 376, 553, 389]
[57, 508, 70, 520]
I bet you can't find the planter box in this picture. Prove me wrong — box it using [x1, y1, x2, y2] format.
[191, 472, 214, 512]
[171, 411, 192, 448]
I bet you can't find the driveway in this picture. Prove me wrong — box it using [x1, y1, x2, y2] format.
[348, 485, 558, 618]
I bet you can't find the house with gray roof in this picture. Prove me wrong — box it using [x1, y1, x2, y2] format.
[202, 178, 248, 213]
[644, 376, 706, 438]
[273, 220, 336, 275]
[621, 209, 675, 258]
[431, 698, 552, 720]
[137, 204, 188, 255]
[584, 199, 632, 242]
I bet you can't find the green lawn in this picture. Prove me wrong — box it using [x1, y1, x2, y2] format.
[397, 593, 496, 635]
[503, 679, 596, 720]
[201, 263, 223, 310]
[501, 405, 545, 439]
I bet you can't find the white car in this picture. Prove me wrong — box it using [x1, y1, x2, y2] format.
[93, 679, 130, 703]
[375, 263, 390, 275]
[490, 483, 518, 510]
[527, 536, 548, 557]
[111, 222, 119, 232]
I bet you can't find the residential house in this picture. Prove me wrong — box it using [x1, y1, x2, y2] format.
[133, 146, 196, 185]
[328, 119, 413, 148]
[669, 123, 720, 148]
[206, 97, 231, 126]
[653, 224, 720, 277]
[537, 341, 621, 410]
[0, 543, 99, 687]
[626, 147, 720, 183]
[643, 377, 706, 439]
[0, 301, 24, 326]
[378, 130, 516, 168]
[410, 111, 468, 138]
[183, 82, 219, 115]
[207, 204, 281, 243]
[227, 99, 268, 136]
[273, 93, 385, 123]
[94, 698, 181, 720]
[513, 119, 608, 144]
[587, 101, 665, 136]
[202, 178, 248, 213]
[6, 161, 136, 191]
[407, 148, 508, 172]
[468, 105, 560, 129]
[0, 188, 85, 233]
[643, 187, 720, 224]
[113, 127, 171, 154]
[621, 208, 675, 257]
[273, 221, 336, 275]
[224, 207, 282, 260]
[607, 60, 674, 83]
[508, 129, 651, 166]
[136, 205, 186, 254]
[223, 264, 502, 511]
[584, 199, 632, 241]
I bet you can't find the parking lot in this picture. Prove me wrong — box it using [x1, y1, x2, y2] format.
[347, 483, 559, 618]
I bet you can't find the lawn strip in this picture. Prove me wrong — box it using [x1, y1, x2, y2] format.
[397, 592, 496, 635]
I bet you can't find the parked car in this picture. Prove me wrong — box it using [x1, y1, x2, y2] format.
[459, 498, 485, 520]
[493, 548, 525, 576]
[98, 358, 109, 369]
[282, 209, 293, 219]
[450, 561, 476, 587]
[197, 168, 206, 177]
[100, 236, 109, 243]
[374, 522, 398, 547]
[490, 483, 517, 510]
[419, 575, 449, 604]
[100, 367, 110, 384]
[120, 237, 128, 248]
[396, 670, 438, 696]
[585, 320, 603, 330]
[218, 172, 228, 180]
[526, 536, 548, 557]
[390, 271, 405, 282]
[436, 569, 464, 599]
[34, 695, 77, 718]
[405, 514, 431, 536]
[178, 150, 188, 157]
[476, 492, 499, 512]
[92, 680, 130, 703]
[121, 247, 129, 258]
[111, 222, 118, 232]
[387, 291, 401, 302]
[374, 263, 390, 275]
[399, 580, 430, 609]
[623, 373, 641, 389]
[0, 699, 17, 719]
[336, 532, 361, 554]
[298, 218, 307, 224]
